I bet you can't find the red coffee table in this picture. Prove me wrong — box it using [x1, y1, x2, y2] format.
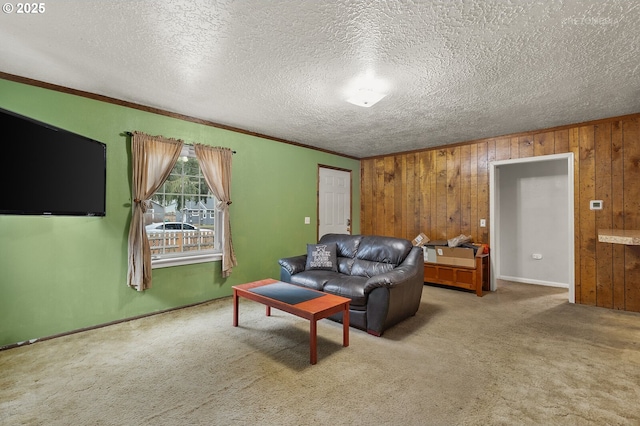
[232, 278, 350, 364]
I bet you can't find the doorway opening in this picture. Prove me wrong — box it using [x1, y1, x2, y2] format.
[489, 153, 575, 303]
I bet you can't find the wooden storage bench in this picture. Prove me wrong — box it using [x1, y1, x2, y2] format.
[424, 253, 489, 296]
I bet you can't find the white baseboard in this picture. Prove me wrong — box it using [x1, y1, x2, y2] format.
[498, 275, 569, 289]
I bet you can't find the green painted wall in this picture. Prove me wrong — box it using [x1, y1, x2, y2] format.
[0, 78, 360, 348]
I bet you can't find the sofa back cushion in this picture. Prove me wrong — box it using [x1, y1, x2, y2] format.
[318, 234, 413, 278]
[357, 235, 413, 264]
[318, 234, 362, 259]
[336, 257, 355, 275]
[351, 259, 397, 277]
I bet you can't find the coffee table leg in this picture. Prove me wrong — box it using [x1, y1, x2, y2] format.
[266, 306, 271, 316]
[233, 290, 239, 327]
[343, 304, 349, 347]
[310, 320, 318, 365]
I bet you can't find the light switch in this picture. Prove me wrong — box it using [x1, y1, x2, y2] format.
[304, 217, 311, 224]
[480, 219, 486, 227]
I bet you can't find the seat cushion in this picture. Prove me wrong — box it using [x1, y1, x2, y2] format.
[322, 275, 369, 307]
[288, 270, 343, 291]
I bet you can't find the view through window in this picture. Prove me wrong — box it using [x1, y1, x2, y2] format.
[145, 154, 221, 262]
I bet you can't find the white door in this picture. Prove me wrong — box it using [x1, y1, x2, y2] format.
[318, 167, 351, 238]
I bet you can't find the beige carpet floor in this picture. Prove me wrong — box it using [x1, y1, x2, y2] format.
[1, 281, 640, 425]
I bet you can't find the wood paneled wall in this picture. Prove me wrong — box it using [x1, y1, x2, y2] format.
[360, 114, 640, 312]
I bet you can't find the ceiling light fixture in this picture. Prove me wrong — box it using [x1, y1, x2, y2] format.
[346, 88, 387, 108]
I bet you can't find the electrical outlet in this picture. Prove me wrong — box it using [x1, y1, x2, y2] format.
[480, 219, 486, 227]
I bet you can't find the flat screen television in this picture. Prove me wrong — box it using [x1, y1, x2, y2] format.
[0, 107, 107, 216]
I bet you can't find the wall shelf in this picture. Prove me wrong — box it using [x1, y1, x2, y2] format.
[597, 229, 640, 245]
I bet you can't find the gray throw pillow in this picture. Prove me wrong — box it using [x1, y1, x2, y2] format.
[305, 243, 338, 272]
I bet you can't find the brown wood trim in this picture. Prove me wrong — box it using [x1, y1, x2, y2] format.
[0, 71, 359, 160]
[362, 112, 640, 160]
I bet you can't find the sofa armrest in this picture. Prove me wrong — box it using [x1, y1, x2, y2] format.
[278, 255, 307, 276]
[363, 247, 423, 293]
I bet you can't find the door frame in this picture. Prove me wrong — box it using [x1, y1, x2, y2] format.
[317, 165, 352, 240]
[489, 152, 575, 303]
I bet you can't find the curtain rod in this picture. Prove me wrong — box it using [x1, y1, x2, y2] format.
[125, 131, 236, 153]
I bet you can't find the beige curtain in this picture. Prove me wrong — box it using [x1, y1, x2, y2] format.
[194, 144, 237, 277]
[127, 132, 183, 291]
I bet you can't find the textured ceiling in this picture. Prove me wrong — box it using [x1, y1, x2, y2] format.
[1, 0, 639, 158]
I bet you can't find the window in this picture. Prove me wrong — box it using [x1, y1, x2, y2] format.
[145, 150, 223, 268]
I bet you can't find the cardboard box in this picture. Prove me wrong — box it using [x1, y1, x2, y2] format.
[435, 246, 481, 268]
[424, 247, 437, 263]
[412, 233, 430, 247]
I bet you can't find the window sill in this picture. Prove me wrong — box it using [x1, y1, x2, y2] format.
[151, 252, 222, 269]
